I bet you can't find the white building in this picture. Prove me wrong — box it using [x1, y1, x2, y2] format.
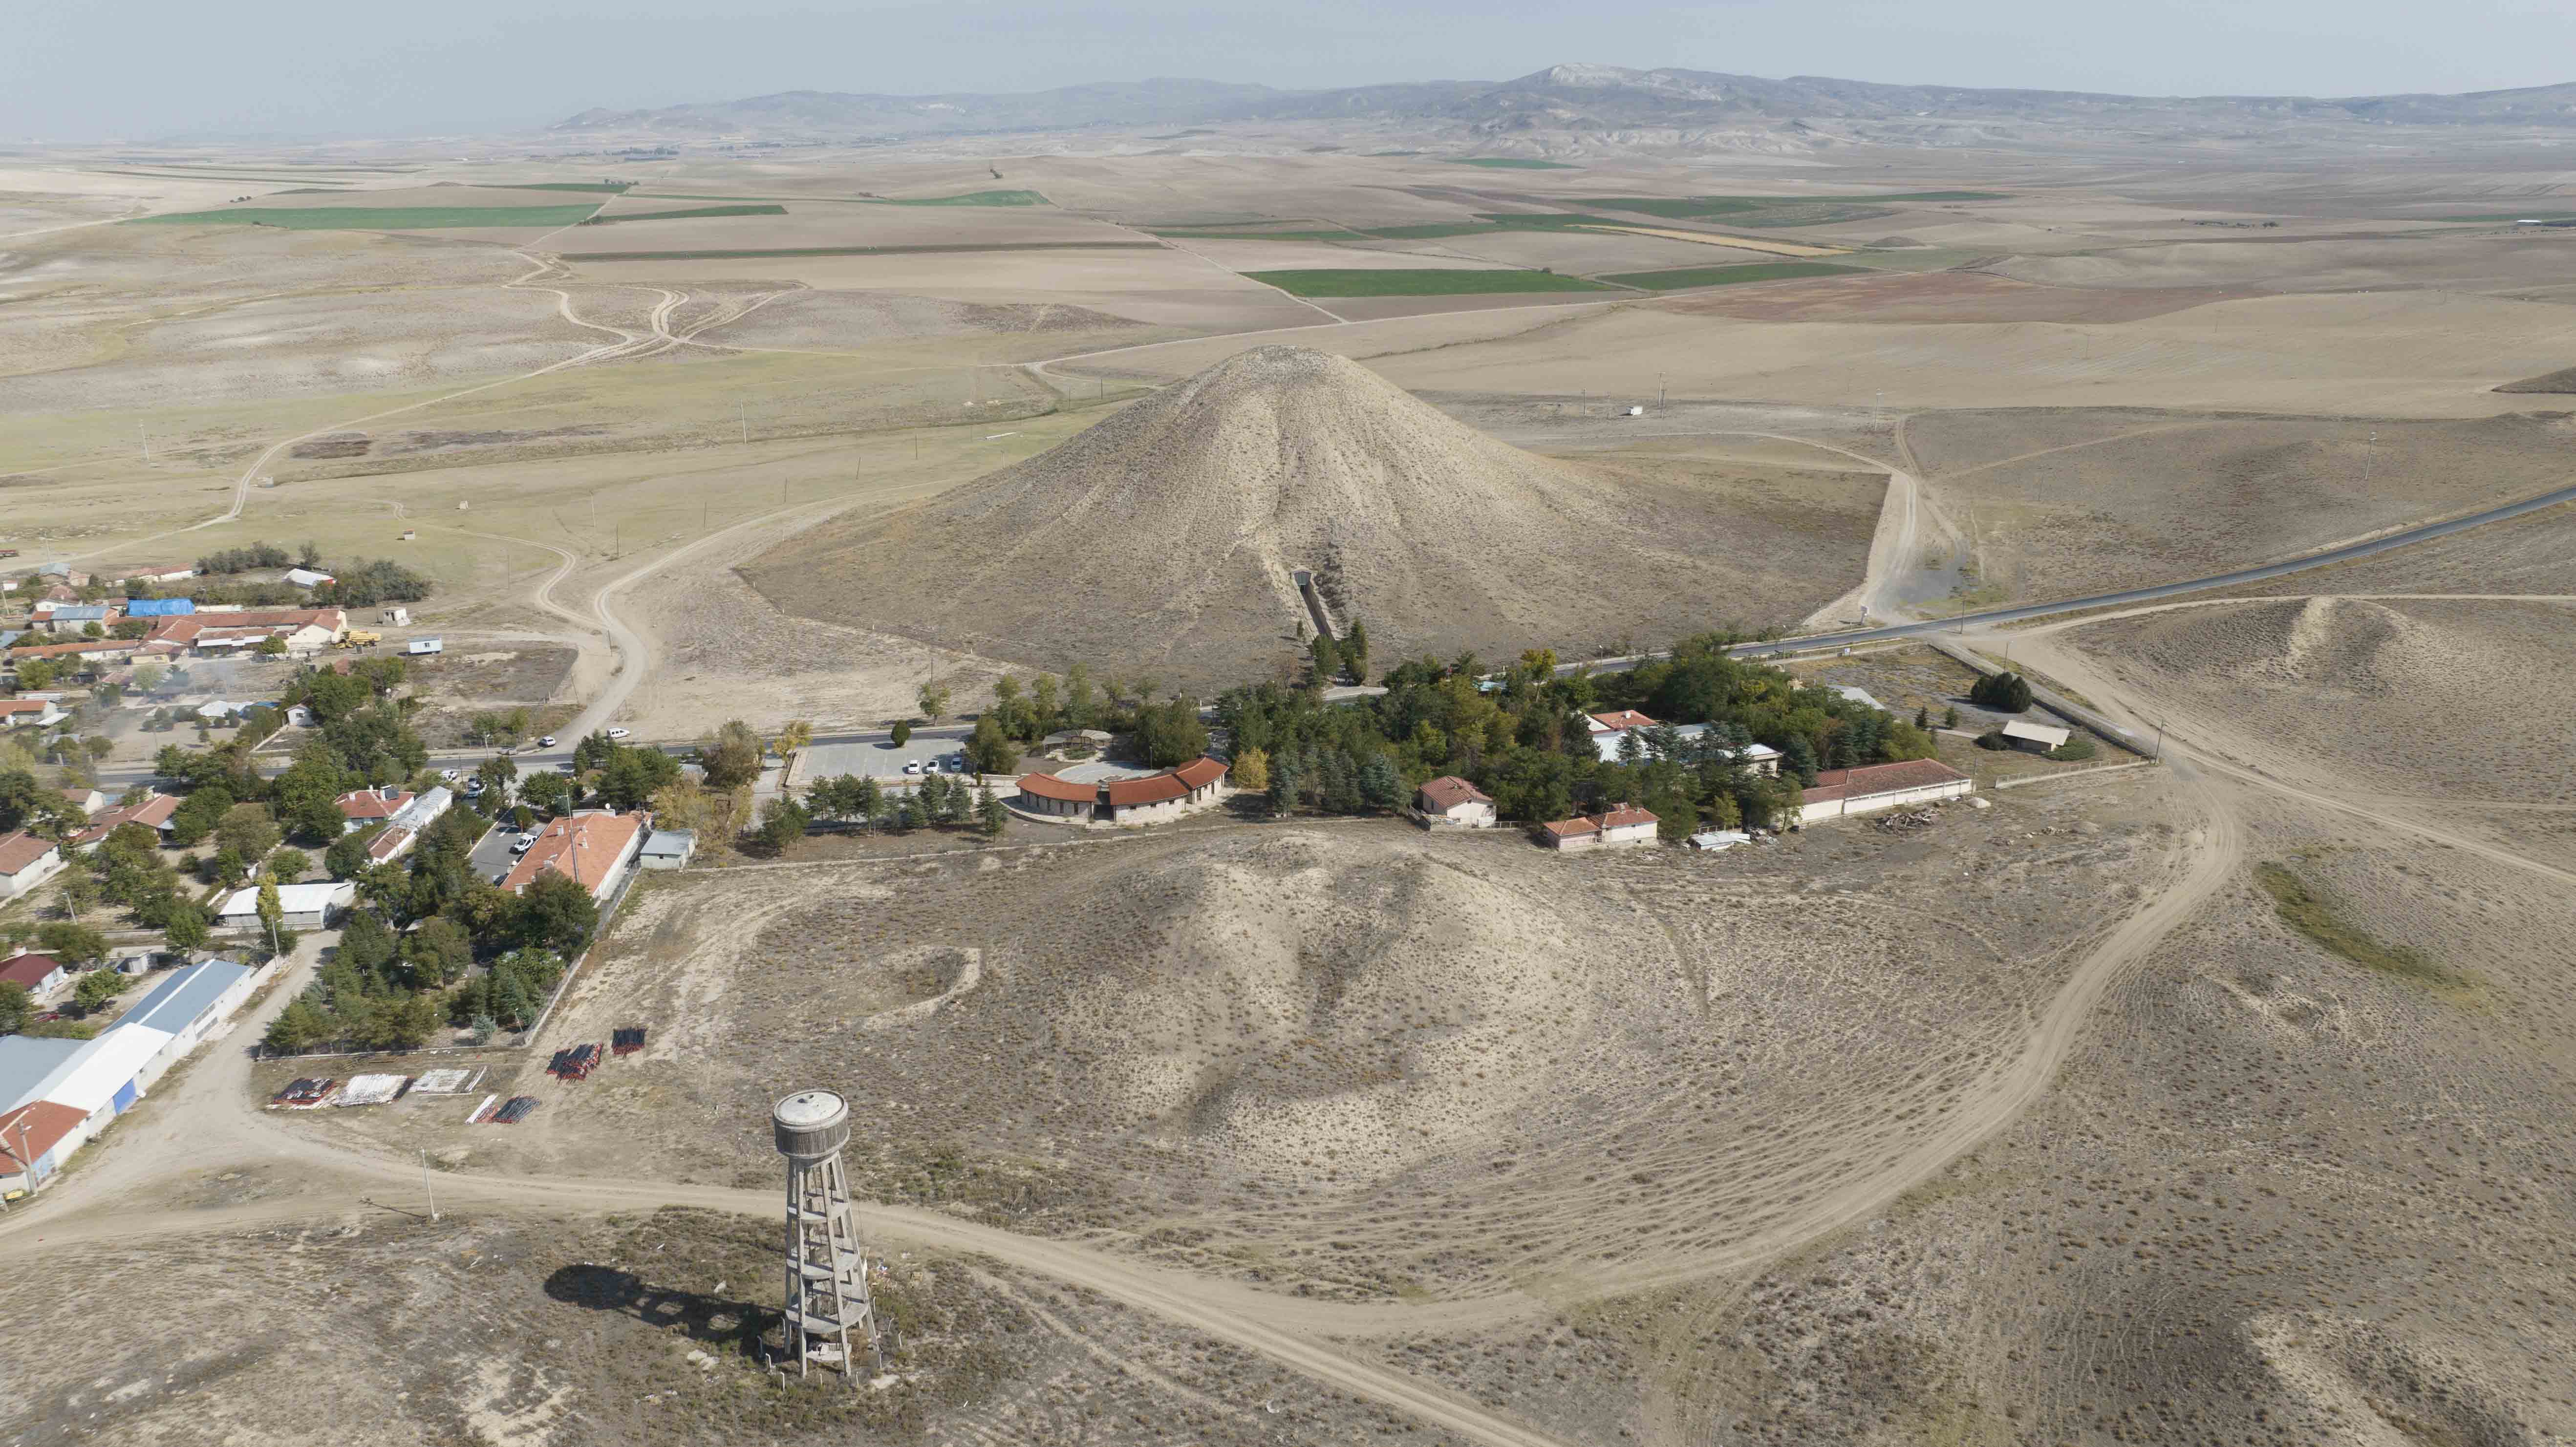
[1584, 709, 1659, 762]
[1416, 776, 1496, 829]
[1538, 803, 1660, 851]
[284, 568, 335, 589]
[218, 880, 356, 931]
[0, 831, 64, 899]
[113, 958, 262, 1087]
[638, 829, 697, 870]
[1798, 760, 1974, 824]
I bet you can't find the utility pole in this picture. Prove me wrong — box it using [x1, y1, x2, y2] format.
[1657, 372, 1666, 409]
[422, 1148, 440, 1222]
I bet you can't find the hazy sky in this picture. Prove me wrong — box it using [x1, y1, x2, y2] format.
[13, 0, 2576, 139]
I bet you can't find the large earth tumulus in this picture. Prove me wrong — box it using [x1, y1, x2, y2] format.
[742, 344, 1852, 687]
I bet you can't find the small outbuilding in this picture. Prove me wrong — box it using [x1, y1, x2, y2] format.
[1416, 776, 1496, 829]
[638, 829, 697, 870]
[0, 952, 69, 997]
[218, 880, 356, 932]
[1686, 829, 1752, 851]
[1999, 719, 2072, 754]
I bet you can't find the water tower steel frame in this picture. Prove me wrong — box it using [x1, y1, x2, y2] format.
[772, 1089, 878, 1381]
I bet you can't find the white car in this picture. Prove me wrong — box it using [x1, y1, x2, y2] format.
[606, 727, 630, 740]
[538, 735, 557, 748]
[439, 768, 460, 781]
[510, 834, 537, 855]
[902, 760, 924, 775]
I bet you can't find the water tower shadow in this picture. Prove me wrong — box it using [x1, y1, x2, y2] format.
[543, 1264, 774, 1357]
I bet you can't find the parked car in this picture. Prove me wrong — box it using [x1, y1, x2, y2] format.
[511, 834, 537, 855]
[606, 727, 630, 740]
[943, 755, 966, 772]
[492, 869, 511, 885]
[538, 735, 557, 748]
[464, 778, 485, 796]
[902, 760, 924, 774]
[439, 768, 460, 781]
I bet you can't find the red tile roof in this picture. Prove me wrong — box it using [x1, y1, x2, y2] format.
[0, 830, 57, 874]
[502, 811, 646, 895]
[0, 700, 57, 716]
[364, 826, 415, 862]
[1417, 775, 1492, 811]
[9, 640, 126, 659]
[1588, 710, 1656, 732]
[1541, 804, 1659, 838]
[0, 952, 65, 989]
[335, 787, 413, 821]
[0, 1102, 86, 1177]
[1016, 772, 1094, 803]
[71, 793, 179, 846]
[1104, 772, 1188, 807]
[1170, 756, 1227, 790]
[1801, 759, 1969, 806]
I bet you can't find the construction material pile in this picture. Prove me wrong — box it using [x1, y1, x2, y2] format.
[546, 1044, 601, 1080]
[611, 1026, 647, 1056]
[489, 1096, 541, 1125]
[335, 1073, 410, 1107]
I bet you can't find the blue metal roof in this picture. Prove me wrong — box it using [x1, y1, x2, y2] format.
[119, 960, 253, 1037]
[0, 1036, 87, 1113]
[126, 598, 194, 617]
[48, 605, 108, 622]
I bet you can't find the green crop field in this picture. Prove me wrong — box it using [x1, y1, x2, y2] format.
[880, 190, 1048, 206]
[515, 181, 636, 193]
[1155, 213, 1634, 242]
[129, 204, 602, 230]
[1245, 268, 1621, 297]
[1599, 261, 1867, 291]
[1446, 157, 1578, 169]
[558, 241, 1159, 262]
[580, 204, 787, 225]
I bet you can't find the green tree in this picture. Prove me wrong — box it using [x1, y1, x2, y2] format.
[513, 873, 598, 954]
[572, 730, 616, 772]
[1342, 620, 1370, 681]
[256, 872, 285, 942]
[402, 915, 475, 987]
[158, 898, 210, 950]
[0, 980, 32, 1035]
[700, 720, 765, 790]
[773, 719, 813, 771]
[269, 847, 312, 882]
[517, 770, 572, 817]
[1308, 634, 1343, 686]
[16, 658, 55, 690]
[1942, 705, 1959, 730]
[976, 785, 1007, 836]
[1131, 697, 1209, 768]
[596, 745, 679, 810]
[38, 922, 107, 966]
[1356, 754, 1402, 810]
[474, 755, 518, 808]
[1265, 759, 1300, 815]
[265, 998, 334, 1051]
[325, 825, 382, 880]
[889, 720, 912, 749]
[755, 795, 810, 852]
[216, 803, 280, 864]
[916, 680, 951, 721]
[73, 967, 132, 1015]
[337, 908, 399, 985]
[963, 714, 1019, 777]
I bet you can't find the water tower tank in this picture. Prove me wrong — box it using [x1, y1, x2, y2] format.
[773, 1089, 851, 1161]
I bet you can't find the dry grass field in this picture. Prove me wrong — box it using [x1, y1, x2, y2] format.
[1905, 408, 2576, 603]
[14, 133, 2576, 1447]
[273, 784, 2181, 1309]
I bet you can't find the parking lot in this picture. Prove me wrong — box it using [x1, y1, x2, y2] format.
[464, 821, 524, 886]
[796, 730, 976, 782]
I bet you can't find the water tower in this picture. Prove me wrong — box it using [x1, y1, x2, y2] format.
[772, 1089, 878, 1380]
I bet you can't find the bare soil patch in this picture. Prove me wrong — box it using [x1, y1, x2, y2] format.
[1666, 267, 2253, 322]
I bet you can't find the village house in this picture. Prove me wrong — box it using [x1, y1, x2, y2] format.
[1416, 775, 1497, 828]
[0, 698, 64, 730]
[0, 952, 70, 998]
[0, 831, 65, 899]
[1798, 759, 1975, 824]
[59, 787, 106, 816]
[1584, 709, 1660, 761]
[144, 607, 346, 656]
[69, 792, 180, 850]
[1538, 803, 1660, 852]
[501, 810, 649, 900]
[1015, 757, 1229, 825]
[35, 604, 113, 636]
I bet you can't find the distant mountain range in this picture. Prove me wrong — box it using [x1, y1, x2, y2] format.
[554, 63, 2576, 140]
